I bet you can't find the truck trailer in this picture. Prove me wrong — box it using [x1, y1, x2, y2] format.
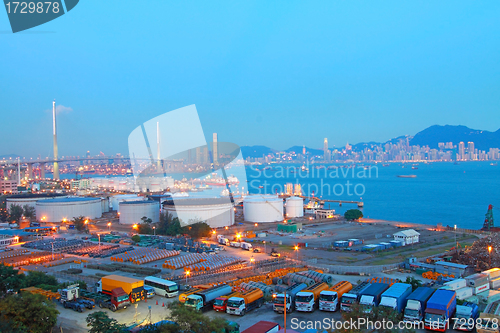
[453, 302, 479, 332]
[403, 287, 435, 323]
[97, 275, 145, 304]
[214, 292, 241, 312]
[273, 283, 307, 314]
[185, 284, 233, 311]
[80, 288, 130, 312]
[340, 282, 370, 312]
[358, 283, 390, 312]
[226, 288, 264, 316]
[295, 282, 329, 312]
[319, 281, 352, 312]
[424, 289, 456, 332]
[378, 283, 412, 313]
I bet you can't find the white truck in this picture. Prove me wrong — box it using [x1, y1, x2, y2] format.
[241, 242, 253, 251]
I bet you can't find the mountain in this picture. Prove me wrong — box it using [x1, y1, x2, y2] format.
[240, 145, 276, 159]
[285, 146, 323, 156]
[410, 125, 500, 150]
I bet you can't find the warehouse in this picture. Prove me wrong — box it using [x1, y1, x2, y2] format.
[243, 194, 283, 223]
[393, 229, 420, 246]
[119, 200, 160, 225]
[35, 197, 102, 223]
[163, 197, 234, 228]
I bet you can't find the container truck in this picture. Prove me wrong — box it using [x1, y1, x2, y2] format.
[319, 281, 353, 312]
[230, 241, 241, 248]
[226, 288, 264, 316]
[340, 282, 370, 312]
[477, 301, 500, 333]
[58, 284, 93, 312]
[295, 282, 329, 312]
[378, 283, 412, 313]
[214, 292, 241, 312]
[358, 283, 390, 312]
[273, 283, 307, 314]
[97, 275, 145, 303]
[185, 284, 232, 311]
[424, 289, 456, 332]
[241, 242, 252, 251]
[218, 237, 229, 246]
[443, 278, 467, 291]
[80, 288, 130, 312]
[403, 287, 434, 323]
[241, 321, 280, 333]
[453, 302, 479, 332]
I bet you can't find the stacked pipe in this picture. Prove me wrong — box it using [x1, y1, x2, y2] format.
[162, 253, 209, 270]
[246, 281, 275, 296]
[0, 249, 29, 260]
[186, 255, 241, 272]
[112, 248, 179, 264]
[1, 251, 64, 267]
[272, 277, 283, 285]
[282, 273, 315, 286]
[273, 284, 290, 293]
[297, 270, 333, 284]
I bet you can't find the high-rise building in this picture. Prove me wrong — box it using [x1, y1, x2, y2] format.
[196, 147, 201, 164]
[302, 145, 306, 155]
[323, 138, 329, 161]
[458, 142, 465, 160]
[213, 133, 218, 165]
[468, 142, 475, 160]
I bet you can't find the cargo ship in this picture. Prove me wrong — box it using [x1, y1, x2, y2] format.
[397, 175, 417, 178]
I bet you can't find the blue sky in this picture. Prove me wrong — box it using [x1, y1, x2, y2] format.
[1, 1, 500, 158]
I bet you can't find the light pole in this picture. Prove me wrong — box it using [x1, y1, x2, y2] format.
[98, 234, 101, 252]
[153, 226, 156, 236]
[107, 222, 111, 232]
[294, 245, 299, 261]
[185, 270, 190, 285]
[454, 224, 458, 254]
[489, 246, 493, 268]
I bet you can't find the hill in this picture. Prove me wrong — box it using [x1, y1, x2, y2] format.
[410, 125, 500, 150]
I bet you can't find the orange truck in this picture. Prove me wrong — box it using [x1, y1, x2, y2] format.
[226, 288, 264, 316]
[214, 291, 241, 312]
[97, 275, 145, 303]
[295, 282, 329, 312]
[179, 288, 205, 303]
[319, 281, 353, 312]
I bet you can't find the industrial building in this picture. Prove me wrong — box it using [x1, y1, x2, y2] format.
[393, 229, 420, 246]
[285, 196, 304, 218]
[35, 197, 102, 223]
[163, 198, 234, 228]
[119, 200, 160, 225]
[243, 194, 283, 223]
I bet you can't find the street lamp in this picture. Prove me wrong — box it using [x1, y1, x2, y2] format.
[185, 270, 190, 285]
[294, 245, 299, 260]
[454, 225, 458, 254]
[107, 222, 111, 232]
[489, 246, 493, 267]
[133, 224, 138, 230]
[250, 256, 255, 266]
[153, 226, 156, 236]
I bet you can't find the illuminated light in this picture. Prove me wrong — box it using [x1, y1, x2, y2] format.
[225, 226, 228, 230]
[107, 222, 111, 227]
[294, 246, 299, 251]
[84, 220, 88, 224]
[186, 271, 190, 276]
[254, 223, 258, 227]
[489, 246, 493, 253]
[133, 224, 138, 229]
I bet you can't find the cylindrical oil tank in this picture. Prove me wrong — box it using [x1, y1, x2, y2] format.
[119, 200, 160, 225]
[243, 195, 283, 223]
[110, 194, 142, 211]
[285, 196, 304, 218]
[163, 198, 234, 228]
[36, 197, 102, 223]
[7, 193, 67, 211]
[101, 198, 110, 213]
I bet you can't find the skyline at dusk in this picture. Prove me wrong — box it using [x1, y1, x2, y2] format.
[2, 1, 500, 158]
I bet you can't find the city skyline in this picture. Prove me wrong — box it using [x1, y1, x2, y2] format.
[1, 2, 500, 157]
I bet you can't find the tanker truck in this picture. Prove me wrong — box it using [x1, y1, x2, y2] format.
[178, 287, 209, 303]
[214, 292, 241, 312]
[273, 283, 307, 314]
[226, 288, 264, 316]
[319, 281, 353, 312]
[295, 282, 329, 312]
[185, 284, 233, 312]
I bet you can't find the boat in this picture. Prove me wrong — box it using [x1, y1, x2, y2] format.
[491, 162, 498, 166]
[411, 166, 418, 170]
[258, 185, 264, 189]
[301, 165, 309, 172]
[397, 175, 417, 178]
[382, 164, 389, 167]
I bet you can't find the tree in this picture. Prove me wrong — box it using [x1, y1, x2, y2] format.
[183, 222, 212, 239]
[24, 271, 58, 289]
[72, 216, 87, 232]
[405, 276, 422, 291]
[165, 302, 232, 333]
[22, 205, 36, 221]
[344, 209, 363, 221]
[0, 292, 59, 333]
[86, 311, 128, 333]
[8, 204, 24, 223]
[0, 264, 25, 297]
[131, 234, 141, 243]
[138, 223, 153, 235]
[141, 216, 153, 224]
[158, 212, 183, 236]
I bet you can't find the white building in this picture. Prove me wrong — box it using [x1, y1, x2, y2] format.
[393, 229, 420, 246]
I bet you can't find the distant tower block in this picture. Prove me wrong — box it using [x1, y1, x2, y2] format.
[156, 122, 161, 171]
[323, 138, 329, 161]
[294, 183, 302, 196]
[285, 183, 293, 195]
[196, 147, 201, 164]
[302, 145, 306, 155]
[52, 100, 59, 180]
[213, 133, 218, 165]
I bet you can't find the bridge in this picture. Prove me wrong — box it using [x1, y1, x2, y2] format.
[279, 194, 364, 208]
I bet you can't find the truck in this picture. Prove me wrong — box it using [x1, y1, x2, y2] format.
[340, 282, 370, 312]
[403, 287, 435, 323]
[295, 282, 329, 312]
[453, 302, 479, 332]
[273, 283, 307, 314]
[217, 235, 229, 246]
[59, 284, 91, 312]
[214, 292, 241, 312]
[241, 321, 280, 333]
[424, 289, 456, 332]
[477, 301, 500, 333]
[270, 248, 281, 257]
[80, 288, 130, 312]
[185, 284, 232, 311]
[226, 288, 264, 316]
[466, 273, 490, 295]
[359, 283, 390, 312]
[319, 281, 353, 312]
[97, 275, 145, 304]
[179, 288, 206, 303]
[241, 242, 252, 251]
[230, 241, 241, 248]
[378, 283, 412, 313]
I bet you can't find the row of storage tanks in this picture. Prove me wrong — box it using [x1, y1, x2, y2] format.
[90, 177, 174, 193]
[242, 194, 303, 223]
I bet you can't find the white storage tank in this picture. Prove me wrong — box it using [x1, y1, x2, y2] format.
[243, 194, 283, 223]
[163, 198, 234, 228]
[110, 194, 142, 211]
[36, 197, 102, 223]
[119, 200, 160, 225]
[286, 196, 304, 218]
[7, 194, 67, 210]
